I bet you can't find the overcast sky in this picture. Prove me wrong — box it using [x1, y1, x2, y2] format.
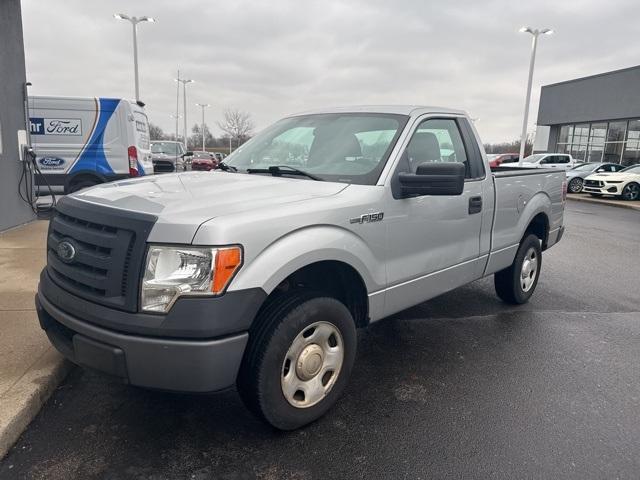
[21, 0, 640, 143]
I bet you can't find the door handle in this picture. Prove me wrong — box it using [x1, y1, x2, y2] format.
[468, 196, 482, 214]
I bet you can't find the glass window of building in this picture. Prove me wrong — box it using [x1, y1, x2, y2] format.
[587, 123, 606, 161]
[622, 120, 640, 166]
[558, 125, 573, 144]
[604, 141, 624, 163]
[607, 121, 626, 142]
[555, 119, 640, 165]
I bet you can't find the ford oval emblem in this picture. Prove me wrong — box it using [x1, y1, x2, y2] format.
[39, 157, 66, 167]
[57, 240, 77, 264]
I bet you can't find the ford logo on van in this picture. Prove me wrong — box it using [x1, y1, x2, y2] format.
[39, 157, 66, 169]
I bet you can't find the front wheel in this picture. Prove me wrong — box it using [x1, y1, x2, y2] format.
[237, 292, 357, 430]
[568, 177, 583, 193]
[621, 182, 640, 201]
[494, 234, 542, 304]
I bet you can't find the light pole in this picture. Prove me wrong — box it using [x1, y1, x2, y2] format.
[114, 13, 155, 102]
[169, 114, 182, 142]
[174, 69, 180, 142]
[195, 103, 210, 151]
[175, 76, 194, 150]
[518, 26, 553, 165]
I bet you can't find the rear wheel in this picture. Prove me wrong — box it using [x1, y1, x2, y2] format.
[494, 234, 542, 304]
[67, 179, 99, 194]
[237, 291, 357, 430]
[568, 177, 583, 193]
[621, 182, 640, 201]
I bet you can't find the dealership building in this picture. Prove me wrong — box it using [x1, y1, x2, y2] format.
[535, 65, 640, 166]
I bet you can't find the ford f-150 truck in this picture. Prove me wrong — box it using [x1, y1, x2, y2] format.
[37, 106, 566, 429]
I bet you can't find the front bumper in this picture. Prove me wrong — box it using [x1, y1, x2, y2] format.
[582, 183, 623, 195]
[191, 163, 213, 171]
[37, 271, 266, 392]
[152, 159, 176, 173]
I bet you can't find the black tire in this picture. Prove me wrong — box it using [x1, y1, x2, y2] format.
[621, 182, 640, 201]
[589, 193, 603, 198]
[237, 291, 357, 430]
[568, 177, 583, 193]
[494, 234, 542, 305]
[68, 179, 99, 193]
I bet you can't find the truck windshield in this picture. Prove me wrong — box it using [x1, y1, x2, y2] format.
[151, 142, 184, 155]
[224, 113, 408, 184]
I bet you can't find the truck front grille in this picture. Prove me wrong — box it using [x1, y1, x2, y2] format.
[153, 160, 175, 173]
[46, 197, 156, 312]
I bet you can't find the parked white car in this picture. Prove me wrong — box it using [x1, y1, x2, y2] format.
[582, 164, 640, 200]
[518, 153, 576, 170]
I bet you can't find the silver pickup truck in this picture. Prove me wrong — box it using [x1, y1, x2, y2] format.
[37, 106, 566, 429]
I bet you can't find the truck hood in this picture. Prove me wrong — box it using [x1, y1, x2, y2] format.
[73, 171, 349, 242]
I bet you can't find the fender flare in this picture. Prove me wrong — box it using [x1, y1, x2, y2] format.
[517, 191, 551, 244]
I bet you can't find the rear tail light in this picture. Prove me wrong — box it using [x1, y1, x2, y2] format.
[128, 146, 139, 177]
[562, 179, 568, 202]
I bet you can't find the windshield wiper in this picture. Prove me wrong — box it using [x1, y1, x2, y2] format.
[217, 161, 237, 172]
[246, 165, 323, 181]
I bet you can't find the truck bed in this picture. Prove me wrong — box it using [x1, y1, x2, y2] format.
[490, 166, 560, 177]
[484, 165, 566, 276]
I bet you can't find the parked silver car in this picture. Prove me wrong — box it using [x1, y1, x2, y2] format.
[566, 162, 627, 193]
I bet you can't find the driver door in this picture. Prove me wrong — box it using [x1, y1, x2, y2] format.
[383, 116, 487, 317]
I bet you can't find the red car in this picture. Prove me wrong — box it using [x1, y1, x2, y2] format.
[488, 153, 520, 168]
[190, 151, 219, 171]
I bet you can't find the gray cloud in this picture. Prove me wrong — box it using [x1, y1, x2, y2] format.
[21, 0, 639, 143]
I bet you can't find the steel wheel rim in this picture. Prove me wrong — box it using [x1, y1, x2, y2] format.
[520, 247, 538, 292]
[623, 183, 639, 200]
[281, 321, 344, 409]
[569, 178, 583, 193]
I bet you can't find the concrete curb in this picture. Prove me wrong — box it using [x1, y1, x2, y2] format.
[0, 348, 72, 459]
[567, 195, 640, 211]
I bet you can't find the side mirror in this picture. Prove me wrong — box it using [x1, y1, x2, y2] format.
[398, 162, 465, 197]
[183, 151, 193, 157]
[596, 168, 605, 172]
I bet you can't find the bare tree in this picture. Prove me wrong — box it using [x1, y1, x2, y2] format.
[187, 123, 215, 150]
[485, 134, 534, 156]
[148, 122, 165, 140]
[217, 109, 255, 147]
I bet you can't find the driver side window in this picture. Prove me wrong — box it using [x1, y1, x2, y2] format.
[403, 118, 469, 176]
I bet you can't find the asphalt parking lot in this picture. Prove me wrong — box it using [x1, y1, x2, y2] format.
[1, 201, 639, 480]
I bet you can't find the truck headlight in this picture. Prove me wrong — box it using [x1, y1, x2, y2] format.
[141, 245, 242, 313]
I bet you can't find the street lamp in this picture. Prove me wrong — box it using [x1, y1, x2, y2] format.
[517, 26, 553, 165]
[113, 13, 155, 102]
[169, 114, 182, 142]
[175, 76, 194, 150]
[195, 103, 210, 151]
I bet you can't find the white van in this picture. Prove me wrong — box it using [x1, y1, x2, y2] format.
[28, 96, 153, 193]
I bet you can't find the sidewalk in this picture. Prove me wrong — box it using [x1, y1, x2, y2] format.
[567, 193, 640, 211]
[0, 221, 71, 459]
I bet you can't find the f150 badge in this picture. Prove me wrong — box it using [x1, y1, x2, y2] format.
[350, 212, 384, 224]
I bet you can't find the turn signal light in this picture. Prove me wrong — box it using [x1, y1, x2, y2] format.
[212, 247, 243, 294]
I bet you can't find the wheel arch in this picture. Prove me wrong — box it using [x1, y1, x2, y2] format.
[230, 226, 383, 327]
[64, 170, 107, 193]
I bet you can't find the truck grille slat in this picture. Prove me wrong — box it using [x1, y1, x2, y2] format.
[51, 215, 117, 249]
